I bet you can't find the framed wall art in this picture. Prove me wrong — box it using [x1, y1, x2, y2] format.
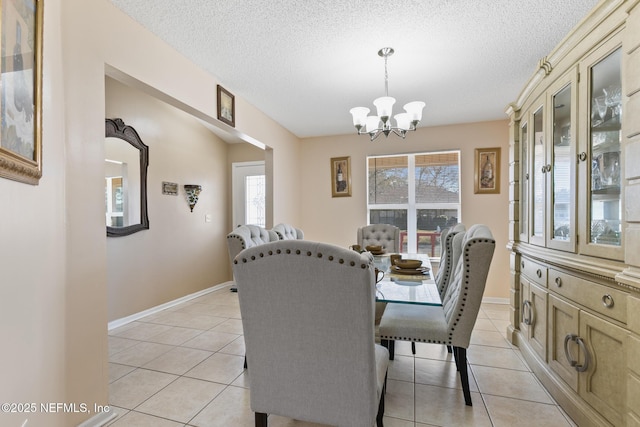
[217, 85, 235, 127]
[330, 156, 351, 197]
[0, 0, 43, 185]
[474, 147, 501, 194]
[162, 181, 178, 195]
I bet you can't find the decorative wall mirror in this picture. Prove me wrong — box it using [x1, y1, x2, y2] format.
[105, 118, 149, 237]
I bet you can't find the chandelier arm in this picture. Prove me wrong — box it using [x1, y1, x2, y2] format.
[390, 128, 407, 139]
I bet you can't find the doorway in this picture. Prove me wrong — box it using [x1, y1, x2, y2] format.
[232, 161, 266, 228]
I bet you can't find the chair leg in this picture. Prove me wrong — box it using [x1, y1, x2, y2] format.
[381, 339, 395, 360]
[255, 412, 267, 427]
[452, 346, 459, 371]
[454, 347, 472, 406]
[447, 345, 453, 353]
[411, 341, 416, 355]
[382, 339, 395, 360]
[376, 373, 387, 427]
[244, 355, 248, 369]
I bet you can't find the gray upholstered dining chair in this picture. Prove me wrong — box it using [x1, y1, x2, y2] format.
[379, 224, 495, 406]
[226, 225, 279, 293]
[357, 224, 401, 253]
[233, 240, 389, 427]
[271, 223, 304, 240]
[400, 223, 466, 356]
[226, 225, 279, 263]
[434, 223, 466, 298]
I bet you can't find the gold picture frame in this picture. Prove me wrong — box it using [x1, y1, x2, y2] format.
[474, 147, 500, 194]
[0, 0, 43, 185]
[331, 156, 351, 197]
[217, 85, 235, 127]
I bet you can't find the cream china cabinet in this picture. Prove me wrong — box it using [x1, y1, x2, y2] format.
[507, 1, 640, 426]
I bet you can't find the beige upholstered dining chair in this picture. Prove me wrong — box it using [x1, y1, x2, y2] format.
[271, 223, 304, 240]
[379, 224, 495, 406]
[233, 240, 389, 427]
[357, 224, 401, 253]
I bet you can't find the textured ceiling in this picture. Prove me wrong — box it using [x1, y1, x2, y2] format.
[109, 0, 599, 139]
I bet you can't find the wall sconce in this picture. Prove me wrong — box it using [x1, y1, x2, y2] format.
[184, 185, 202, 212]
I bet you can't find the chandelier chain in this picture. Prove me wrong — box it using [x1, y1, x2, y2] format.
[384, 54, 389, 97]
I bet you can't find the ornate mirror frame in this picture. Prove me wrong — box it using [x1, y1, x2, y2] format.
[105, 118, 150, 237]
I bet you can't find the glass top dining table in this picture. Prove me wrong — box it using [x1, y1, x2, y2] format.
[372, 253, 442, 306]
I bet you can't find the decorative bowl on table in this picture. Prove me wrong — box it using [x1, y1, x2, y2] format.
[365, 245, 384, 254]
[393, 259, 422, 269]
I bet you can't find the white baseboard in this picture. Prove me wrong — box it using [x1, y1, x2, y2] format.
[108, 281, 234, 331]
[482, 297, 509, 305]
[77, 410, 119, 427]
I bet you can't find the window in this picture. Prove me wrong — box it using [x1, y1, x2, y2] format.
[245, 174, 266, 227]
[367, 151, 461, 256]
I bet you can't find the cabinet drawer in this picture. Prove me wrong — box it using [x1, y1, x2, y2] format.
[548, 269, 627, 324]
[520, 258, 547, 287]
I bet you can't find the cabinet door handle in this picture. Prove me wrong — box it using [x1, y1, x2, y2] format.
[541, 166, 547, 173]
[546, 164, 552, 172]
[601, 294, 614, 308]
[564, 333, 578, 367]
[522, 300, 533, 326]
[563, 334, 591, 373]
[521, 261, 525, 269]
[578, 152, 587, 162]
[574, 337, 591, 373]
[555, 277, 562, 287]
[536, 269, 542, 278]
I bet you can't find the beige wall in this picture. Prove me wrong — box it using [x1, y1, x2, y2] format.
[105, 77, 232, 321]
[299, 120, 510, 299]
[0, 0, 300, 425]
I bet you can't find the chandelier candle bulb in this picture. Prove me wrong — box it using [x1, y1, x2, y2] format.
[394, 113, 411, 131]
[365, 116, 381, 133]
[404, 101, 426, 122]
[373, 96, 396, 122]
[349, 107, 370, 129]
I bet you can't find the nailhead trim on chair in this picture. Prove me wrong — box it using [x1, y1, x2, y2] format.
[227, 234, 247, 250]
[234, 246, 370, 270]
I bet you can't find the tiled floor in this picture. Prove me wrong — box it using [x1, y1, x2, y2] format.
[107, 285, 577, 426]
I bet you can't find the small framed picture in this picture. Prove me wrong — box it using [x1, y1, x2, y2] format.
[474, 147, 500, 194]
[217, 85, 235, 127]
[331, 156, 351, 197]
[162, 181, 178, 195]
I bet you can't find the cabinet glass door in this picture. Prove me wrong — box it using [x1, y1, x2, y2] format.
[588, 48, 621, 249]
[551, 85, 572, 242]
[548, 74, 576, 252]
[519, 122, 528, 241]
[531, 106, 545, 245]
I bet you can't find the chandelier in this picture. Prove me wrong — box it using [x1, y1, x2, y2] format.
[349, 47, 425, 141]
